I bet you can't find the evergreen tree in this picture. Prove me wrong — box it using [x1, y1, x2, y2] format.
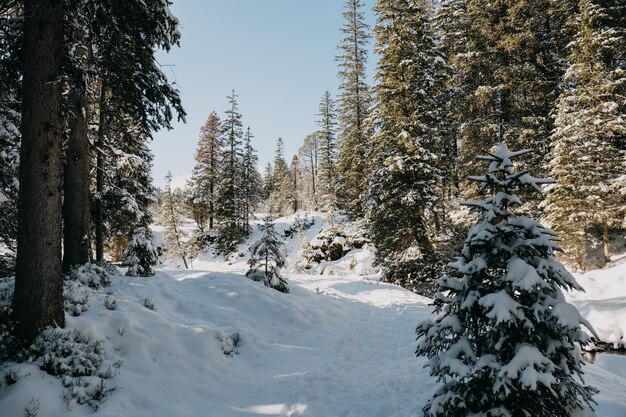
[416, 142, 597, 417]
[246, 215, 289, 294]
[336, 0, 372, 216]
[215, 90, 245, 253]
[188, 111, 223, 231]
[122, 227, 158, 277]
[241, 127, 262, 232]
[297, 132, 320, 210]
[13, 0, 65, 341]
[160, 173, 189, 269]
[544, 0, 626, 268]
[316, 91, 338, 211]
[262, 162, 274, 201]
[269, 137, 294, 216]
[367, 0, 447, 290]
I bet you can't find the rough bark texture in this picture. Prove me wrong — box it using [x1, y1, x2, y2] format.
[63, 91, 91, 271]
[95, 83, 106, 262]
[13, 0, 65, 341]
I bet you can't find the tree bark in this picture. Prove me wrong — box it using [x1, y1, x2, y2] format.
[94, 82, 106, 262]
[13, 0, 65, 341]
[63, 90, 91, 271]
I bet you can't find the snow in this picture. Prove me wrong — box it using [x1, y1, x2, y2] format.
[1, 214, 625, 416]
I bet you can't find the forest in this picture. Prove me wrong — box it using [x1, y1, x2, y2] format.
[0, 0, 624, 416]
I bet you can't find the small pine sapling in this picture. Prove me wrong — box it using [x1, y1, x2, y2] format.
[122, 228, 158, 277]
[416, 142, 598, 417]
[246, 216, 289, 293]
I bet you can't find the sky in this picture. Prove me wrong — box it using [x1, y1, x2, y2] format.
[151, 0, 377, 189]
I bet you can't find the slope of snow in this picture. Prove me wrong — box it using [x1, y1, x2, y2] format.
[1, 214, 625, 416]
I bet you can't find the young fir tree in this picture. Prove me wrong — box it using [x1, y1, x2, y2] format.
[122, 227, 158, 277]
[241, 127, 262, 233]
[416, 142, 597, 417]
[188, 111, 223, 232]
[246, 215, 289, 294]
[544, 0, 625, 268]
[335, 0, 372, 216]
[269, 137, 294, 216]
[367, 0, 447, 291]
[215, 90, 245, 254]
[316, 91, 338, 212]
[160, 173, 189, 269]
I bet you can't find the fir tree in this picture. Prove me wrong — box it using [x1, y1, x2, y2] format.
[544, 0, 625, 268]
[246, 215, 289, 294]
[297, 132, 320, 210]
[336, 0, 372, 216]
[215, 90, 245, 253]
[160, 173, 189, 269]
[416, 142, 597, 417]
[188, 111, 223, 232]
[269, 137, 294, 216]
[241, 127, 262, 232]
[368, 0, 447, 290]
[122, 227, 158, 277]
[316, 91, 338, 212]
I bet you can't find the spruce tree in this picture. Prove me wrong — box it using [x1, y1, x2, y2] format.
[368, 0, 447, 291]
[241, 127, 262, 232]
[269, 137, 294, 216]
[246, 215, 289, 294]
[188, 111, 223, 231]
[160, 173, 189, 269]
[215, 90, 245, 253]
[544, 0, 625, 268]
[316, 91, 338, 212]
[416, 142, 597, 417]
[122, 227, 158, 277]
[336, 0, 372, 216]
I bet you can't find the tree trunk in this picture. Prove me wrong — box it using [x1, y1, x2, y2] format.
[94, 83, 106, 262]
[13, 0, 65, 341]
[602, 223, 611, 264]
[63, 90, 91, 271]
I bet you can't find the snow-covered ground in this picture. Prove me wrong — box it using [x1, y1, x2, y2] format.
[1, 214, 625, 416]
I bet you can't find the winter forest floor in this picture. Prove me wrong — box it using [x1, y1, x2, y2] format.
[1, 214, 626, 417]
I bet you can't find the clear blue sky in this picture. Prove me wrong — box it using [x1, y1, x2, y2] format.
[151, 0, 377, 188]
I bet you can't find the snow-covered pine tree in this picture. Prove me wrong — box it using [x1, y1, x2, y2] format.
[241, 126, 262, 233]
[367, 0, 447, 292]
[416, 142, 598, 417]
[269, 137, 294, 216]
[544, 0, 625, 268]
[316, 91, 338, 212]
[160, 172, 189, 268]
[122, 227, 158, 277]
[188, 111, 223, 232]
[215, 90, 245, 254]
[246, 215, 289, 293]
[336, 0, 372, 216]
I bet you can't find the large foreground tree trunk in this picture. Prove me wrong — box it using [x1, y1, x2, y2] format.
[13, 0, 65, 341]
[63, 90, 91, 271]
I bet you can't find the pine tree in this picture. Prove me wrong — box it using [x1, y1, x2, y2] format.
[316, 91, 338, 212]
[122, 227, 158, 277]
[336, 0, 372, 216]
[416, 142, 597, 417]
[241, 127, 262, 232]
[160, 173, 188, 269]
[246, 215, 289, 294]
[544, 0, 626, 268]
[269, 137, 294, 216]
[215, 90, 245, 253]
[13, 0, 65, 341]
[367, 0, 447, 290]
[188, 111, 223, 232]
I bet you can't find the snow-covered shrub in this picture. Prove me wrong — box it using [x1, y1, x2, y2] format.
[302, 219, 371, 268]
[67, 263, 112, 289]
[62, 376, 119, 410]
[218, 332, 242, 357]
[104, 295, 117, 310]
[143, 297, 155, 310]
[0, 280, 17, 362]
[63, 280, 89, 316]
[246, 216, 289, 293]
[416, 143, 598, 417]
[3, 367, 21, 385]
[122, 227, 158, 277]
[24, 398, 39, 417]
[284, 214, 316, 238]
[31, 329, 105, 377]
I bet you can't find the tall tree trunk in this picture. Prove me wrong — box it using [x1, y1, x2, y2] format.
[13, 0, 65, 341]
[63, 90, 91, 271]
[94, 83, 106, 262]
